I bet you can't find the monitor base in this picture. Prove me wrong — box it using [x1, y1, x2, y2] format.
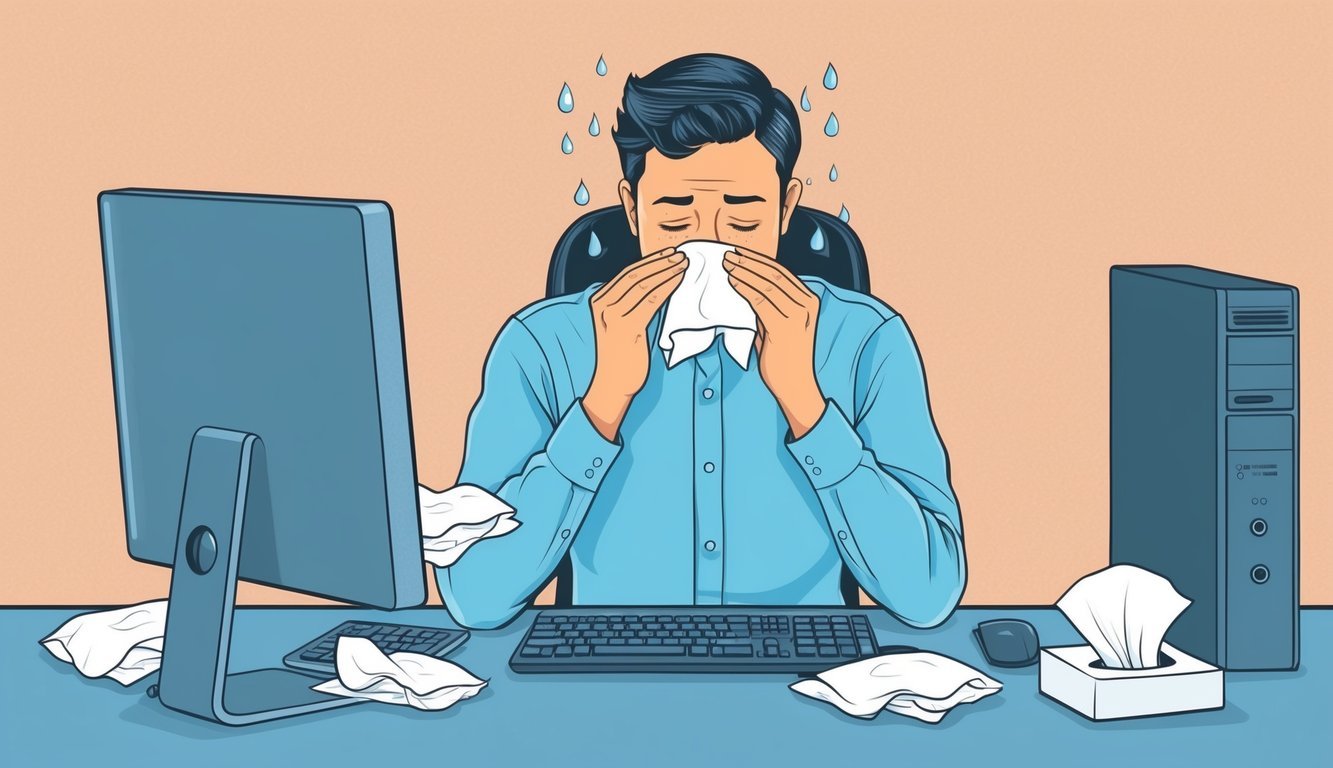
[156, 427, 362, 726]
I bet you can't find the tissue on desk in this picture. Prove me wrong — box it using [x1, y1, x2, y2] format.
[658, 240, 757, 369]
[420, 483, 520, 567]
[312, 636, 488, 711]
[40, 600, 167, 685]
[790, 652, 1002, 722]
[1056, 564, 1191, 669]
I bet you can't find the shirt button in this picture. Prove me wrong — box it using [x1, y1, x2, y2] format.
[592, 457, 603, 468]
[702, 388, 714, 399]
[704, 540, 717, 552]
[804, 455, 814, 465]
[838, 530, 848, 541]
[561, 529, 571, 539]
[584, 469, 595, 479]
[812, 467, 822, 476]
[703, 462, 715, 473]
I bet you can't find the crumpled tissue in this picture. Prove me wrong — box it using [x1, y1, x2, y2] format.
[312, 636, 488, 710]
[40, 600, 167, 685]
[790, 651, 1003, 722]
[420, 483, 520, 567]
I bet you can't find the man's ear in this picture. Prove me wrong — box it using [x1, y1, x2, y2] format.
[618, 179, 638, 238]
[778, 177, 803, 236]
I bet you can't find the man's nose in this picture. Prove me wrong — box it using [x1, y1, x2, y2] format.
[702, 208, 722, 242]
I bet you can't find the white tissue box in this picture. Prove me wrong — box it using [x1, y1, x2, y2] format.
[1039, 643, 1223, 720]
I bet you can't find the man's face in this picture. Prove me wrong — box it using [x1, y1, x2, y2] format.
[617, 135, 803, 260]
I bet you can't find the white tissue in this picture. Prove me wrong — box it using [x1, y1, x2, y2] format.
[657, 240, 757, 369]
[790, 652, 1003, 722]
[1056, 564, 1192, 669]
[420, 484, 520, 567]
[311, 636, 487, 711]
[40, 600, 167, 685]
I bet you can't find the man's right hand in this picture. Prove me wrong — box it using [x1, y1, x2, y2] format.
[581, 246, 686, 441]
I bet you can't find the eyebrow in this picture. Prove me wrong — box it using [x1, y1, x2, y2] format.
[650, 193, 769, 205]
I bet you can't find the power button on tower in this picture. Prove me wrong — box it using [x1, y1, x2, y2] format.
[1250, 518, 1268, 536]
[1251, 565, 1270, 584]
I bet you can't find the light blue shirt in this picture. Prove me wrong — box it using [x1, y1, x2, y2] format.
[437, 277, 965, 629]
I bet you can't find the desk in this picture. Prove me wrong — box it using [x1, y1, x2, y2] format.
[4, 607, 1327, 766]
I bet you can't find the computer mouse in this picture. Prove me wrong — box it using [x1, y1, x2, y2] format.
[973, 619, 1039, 668]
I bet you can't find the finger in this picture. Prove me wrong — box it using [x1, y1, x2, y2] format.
[728, 247, 815, 300]
[728, 273, 789, 324]
[610, 258, 687, 315]
[725, 257, 802, 316]
[593, 245, 678, 302]
[623, 268, 686, 324]
[593, 247, 682, 304]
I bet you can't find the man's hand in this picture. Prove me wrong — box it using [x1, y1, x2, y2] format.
[582, 247, 687, 441]
[723, 247, 826, 439]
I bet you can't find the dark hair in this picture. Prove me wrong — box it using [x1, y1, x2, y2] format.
[612, 53, 801, 196]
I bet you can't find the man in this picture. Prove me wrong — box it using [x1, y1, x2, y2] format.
[438, 53, 965, 629]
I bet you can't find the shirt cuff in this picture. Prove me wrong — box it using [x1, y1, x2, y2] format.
[545, 398, 623, 492]
[785, 400, 864, 490]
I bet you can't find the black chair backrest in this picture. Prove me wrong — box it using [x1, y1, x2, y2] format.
[543, 204, 871, 607]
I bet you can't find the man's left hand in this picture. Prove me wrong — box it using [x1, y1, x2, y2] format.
[723, 247, 826, 439]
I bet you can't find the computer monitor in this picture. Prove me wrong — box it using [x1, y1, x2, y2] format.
[99, 188, 425, 724]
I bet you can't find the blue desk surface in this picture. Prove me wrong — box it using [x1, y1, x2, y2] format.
[4, 606, 1328, 766]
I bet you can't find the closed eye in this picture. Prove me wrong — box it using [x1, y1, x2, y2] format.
[659, 222, 691, 232]
[729, 222, 760, 232]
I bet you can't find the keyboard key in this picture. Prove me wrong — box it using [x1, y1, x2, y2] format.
[555, 646, 574, 657]
[712, 645, 753, 657]
[592, 645, 686, 656]
[524, 638, 563, 647]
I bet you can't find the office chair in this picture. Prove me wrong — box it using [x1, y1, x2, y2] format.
[543, 204, 871, 607]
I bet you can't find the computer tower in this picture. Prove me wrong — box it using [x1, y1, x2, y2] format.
[1110, 265, 1299, 671]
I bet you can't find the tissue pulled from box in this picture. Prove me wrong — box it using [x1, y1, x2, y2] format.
[420, 483, 520, 567]
[790, 652, 1002, 722]
[1056, 564, 1191, 669]
[312, 636, 488, 711]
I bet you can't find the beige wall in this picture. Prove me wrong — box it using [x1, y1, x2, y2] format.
[1, 0, 1328, 606]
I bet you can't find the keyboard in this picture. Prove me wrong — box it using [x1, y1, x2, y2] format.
[281, 620, 469, 676]
[510, 608, 905, 673]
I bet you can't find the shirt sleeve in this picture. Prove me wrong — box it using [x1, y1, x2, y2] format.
[784, 315, 966, 627]
[435, 316, 621, 629]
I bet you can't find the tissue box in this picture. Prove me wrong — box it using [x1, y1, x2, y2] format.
[1039, 643, 1223, 720]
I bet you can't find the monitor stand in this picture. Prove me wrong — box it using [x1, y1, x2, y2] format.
[154, 427, 363, 726]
